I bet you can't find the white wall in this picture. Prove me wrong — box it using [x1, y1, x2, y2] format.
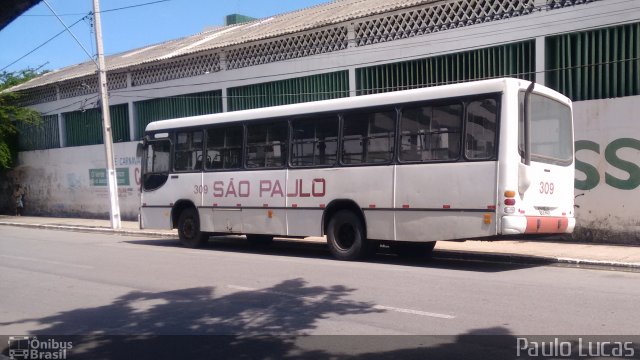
[573, 97, 640, 241]
[12, 142, 141, 220]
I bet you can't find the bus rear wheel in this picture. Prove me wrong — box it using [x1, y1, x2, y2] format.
[326, 210, 372, 261]
[177, 208, 208, 248]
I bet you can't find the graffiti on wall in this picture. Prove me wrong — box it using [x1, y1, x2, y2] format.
[575, 138, 640, 191]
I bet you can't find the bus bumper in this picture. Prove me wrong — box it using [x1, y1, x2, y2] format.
[501, 216, 576, 235]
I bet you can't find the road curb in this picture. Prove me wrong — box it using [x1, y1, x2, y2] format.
[3, 221, 639, 271]
[0, 221, 176, 238]
[433, 250, 640, 271]
[554, 257, 640, 271]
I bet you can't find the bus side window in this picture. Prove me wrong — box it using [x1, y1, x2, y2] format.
[147, 141, 171, 173]
[291, 116, 339, 167]
[400, 103, 462, 162]
[246, 121, 287, 168]
[174, 130, 203, 171]
[465, 99, 497, 160]
[206, 126, 243, 170]
[342, 109, 395, 165]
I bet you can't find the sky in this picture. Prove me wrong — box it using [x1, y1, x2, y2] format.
[0, 0, 329, 73]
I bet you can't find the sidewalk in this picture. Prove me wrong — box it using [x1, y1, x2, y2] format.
[2, 215, 640, 271]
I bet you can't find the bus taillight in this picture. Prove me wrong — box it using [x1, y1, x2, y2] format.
[504, 190, 516, 206]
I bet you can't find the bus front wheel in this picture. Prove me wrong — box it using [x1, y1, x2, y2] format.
[177, 208, 208, 248]
[326, 210, 372, 261]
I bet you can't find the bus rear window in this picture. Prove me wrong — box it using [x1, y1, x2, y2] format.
[519, 93, 573, 166]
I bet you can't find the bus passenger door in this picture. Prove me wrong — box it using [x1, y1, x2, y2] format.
[140, 139, 173, 229]
[162, 131, 205, 228]
[141, 131, 205, 229]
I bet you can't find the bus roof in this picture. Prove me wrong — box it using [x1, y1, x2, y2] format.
[145, 78, 568, 133]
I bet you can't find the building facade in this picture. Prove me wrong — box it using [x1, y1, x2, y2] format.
[7, 0, 640, 242]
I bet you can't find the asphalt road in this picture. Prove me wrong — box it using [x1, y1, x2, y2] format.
[1, 226, 639, 358]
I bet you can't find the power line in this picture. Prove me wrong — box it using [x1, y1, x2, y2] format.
[38, 94, 100, 116]
[100, 0, 173, 14]
[20, 0, 173, 17]
[3, 0, 174, 71]
[43, 0, 97, 67]
[0, 14, 91, 72]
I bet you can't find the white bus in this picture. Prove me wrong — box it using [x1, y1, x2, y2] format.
[138, 78, 575, 260]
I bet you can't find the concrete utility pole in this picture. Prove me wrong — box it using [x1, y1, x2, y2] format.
[93, 0, 121, 229]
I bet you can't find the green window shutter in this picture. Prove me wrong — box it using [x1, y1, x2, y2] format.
[227, 71, 349, 112]
[356, 41, 535, 95]
[134, 90, 223, 140]
[64, 109, 102, 147]
[17, 114, 61, 151]
[63, 104, 129, 147]
[547, 22, 640, 101]
[110, 105, 130, 143]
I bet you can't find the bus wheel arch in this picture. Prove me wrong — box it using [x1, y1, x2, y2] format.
[171, 200, 197, 229]
[172, 201, 208, 248]
[322, 200, 366, 236]
[323, 200, 373, 260]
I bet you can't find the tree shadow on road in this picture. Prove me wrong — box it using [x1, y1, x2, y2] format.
[1, 278, 381, 335]
[0, 278, 373, 358]
[0, 277, 525, 359]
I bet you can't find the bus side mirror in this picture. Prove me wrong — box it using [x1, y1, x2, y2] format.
[136, 143, 144, 158]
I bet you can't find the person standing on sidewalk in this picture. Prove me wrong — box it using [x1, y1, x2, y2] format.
[13, 185, 25, 216]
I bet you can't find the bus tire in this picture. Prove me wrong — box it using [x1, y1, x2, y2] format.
[326, 210, 371, 261]
[246, 234, 274, 245]
[177, 208, 208, 248]
[391, 241, 436, 259]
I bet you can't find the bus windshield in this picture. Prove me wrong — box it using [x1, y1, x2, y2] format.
[519, 92, 573, 166]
